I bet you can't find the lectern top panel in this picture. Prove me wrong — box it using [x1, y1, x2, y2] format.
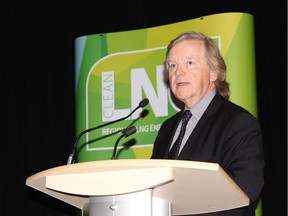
[26, 159, 249, 214]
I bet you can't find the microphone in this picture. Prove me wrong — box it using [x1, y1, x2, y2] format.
[67, 98, 149, 164]
[111, 126, 137, 160]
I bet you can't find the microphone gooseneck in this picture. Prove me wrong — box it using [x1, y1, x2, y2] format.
[111, 126, 137, 160]
[67, 99, 149, 164]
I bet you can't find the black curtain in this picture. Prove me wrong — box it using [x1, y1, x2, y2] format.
[1, 1, 286, 216]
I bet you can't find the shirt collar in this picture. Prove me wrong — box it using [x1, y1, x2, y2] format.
[187, 89, 216, 120]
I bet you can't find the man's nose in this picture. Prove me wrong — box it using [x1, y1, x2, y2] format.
[175, 64, 185, 76]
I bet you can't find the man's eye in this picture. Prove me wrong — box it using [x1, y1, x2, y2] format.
[187, 61, 194, 66]
[169, 64, 176, 70]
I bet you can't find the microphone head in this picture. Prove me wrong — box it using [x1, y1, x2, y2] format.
[122, 126, 137, 137]
[139, 98, 149, 107]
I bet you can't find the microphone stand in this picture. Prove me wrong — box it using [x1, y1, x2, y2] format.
[111, 126, 137, 160]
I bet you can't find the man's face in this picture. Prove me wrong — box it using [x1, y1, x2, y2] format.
[167, 39, 217, 108]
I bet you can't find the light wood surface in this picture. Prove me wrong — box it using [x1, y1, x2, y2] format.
[26, 159, 249, 215]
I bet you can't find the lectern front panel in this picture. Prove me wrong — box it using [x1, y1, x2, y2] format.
[89, 189, 171, 216]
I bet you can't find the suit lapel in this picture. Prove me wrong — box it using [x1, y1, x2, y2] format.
[178, 94, 223, 159]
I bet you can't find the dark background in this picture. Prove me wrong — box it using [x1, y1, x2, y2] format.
[1, 1, 286, 216]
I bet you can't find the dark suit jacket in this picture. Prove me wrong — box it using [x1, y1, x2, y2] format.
[151, 93, 265, 216]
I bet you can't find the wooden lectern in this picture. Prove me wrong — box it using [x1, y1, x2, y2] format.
[26, 159, 249, 216]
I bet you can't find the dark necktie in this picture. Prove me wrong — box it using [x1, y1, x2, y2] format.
[166, 110, 192, 159]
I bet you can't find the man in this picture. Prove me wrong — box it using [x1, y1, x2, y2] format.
[151, 30, 265, 216]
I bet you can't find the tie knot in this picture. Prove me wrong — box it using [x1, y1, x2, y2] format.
[182, 110, 192, 122]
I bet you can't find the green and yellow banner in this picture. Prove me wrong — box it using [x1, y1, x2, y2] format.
[75, 12, 257, 161]
[74, 11, 261, 215]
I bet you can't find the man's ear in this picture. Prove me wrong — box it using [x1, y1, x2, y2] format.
[210, 70, 218, 81]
